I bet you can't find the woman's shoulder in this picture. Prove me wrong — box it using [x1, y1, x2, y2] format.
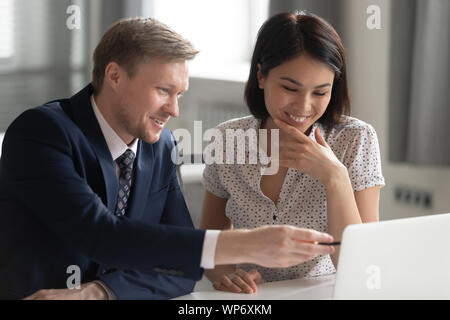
[326, 115, 377, 138]
[215, 115, 259, 131]
[322, 115, 380, 152]
[333, 115, 374, 130]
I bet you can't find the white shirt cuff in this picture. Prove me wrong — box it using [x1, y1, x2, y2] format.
[200, 230, 221, 269]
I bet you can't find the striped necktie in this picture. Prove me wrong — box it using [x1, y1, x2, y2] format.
[115, 149, 135, 216]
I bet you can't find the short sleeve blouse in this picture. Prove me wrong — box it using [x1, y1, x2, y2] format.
[202, 115, 385, 282]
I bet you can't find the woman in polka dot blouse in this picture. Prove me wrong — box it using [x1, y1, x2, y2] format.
[200, 12, 385, 294]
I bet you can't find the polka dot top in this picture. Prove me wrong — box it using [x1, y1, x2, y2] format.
[202, 115, 385, 282]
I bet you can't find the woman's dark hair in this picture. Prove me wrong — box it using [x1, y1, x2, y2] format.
[245, 12, 350, 128]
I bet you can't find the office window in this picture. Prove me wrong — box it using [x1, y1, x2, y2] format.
[0, 0, 88, 132]
[0, 0, 14, 59]
[144, 0, 269, 81]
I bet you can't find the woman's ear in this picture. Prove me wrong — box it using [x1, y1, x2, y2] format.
[256, 63, 265, 89]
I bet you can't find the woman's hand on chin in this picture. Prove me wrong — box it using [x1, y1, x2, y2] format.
[274, 118, 348, 187]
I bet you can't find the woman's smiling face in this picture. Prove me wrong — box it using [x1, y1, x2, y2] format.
[257, 53, 335, 135]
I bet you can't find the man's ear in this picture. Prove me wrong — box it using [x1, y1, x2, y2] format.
[256, 63, 265, 89]
[104, 62, 122, 90]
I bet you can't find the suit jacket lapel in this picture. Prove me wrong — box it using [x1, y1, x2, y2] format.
[68, 84, 119, 212]
[126, 140, 154, 219]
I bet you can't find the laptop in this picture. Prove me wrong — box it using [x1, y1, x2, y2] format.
[333, 213, 450, 299]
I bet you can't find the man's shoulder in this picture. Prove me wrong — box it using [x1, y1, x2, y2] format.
[7, 100, 75, 135]
[10, 84, 93, 134]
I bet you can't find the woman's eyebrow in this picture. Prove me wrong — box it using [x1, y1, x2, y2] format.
[280, 77, 331, 88]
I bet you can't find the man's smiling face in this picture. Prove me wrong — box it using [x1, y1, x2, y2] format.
[113, 58, 189, 144]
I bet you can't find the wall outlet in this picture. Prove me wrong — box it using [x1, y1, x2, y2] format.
[394, 186, 433, 209]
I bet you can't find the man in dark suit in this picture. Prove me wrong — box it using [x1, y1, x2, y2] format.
[0, 18, 335, 300]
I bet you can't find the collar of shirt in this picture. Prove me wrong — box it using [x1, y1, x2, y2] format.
[90, 95, 138, 161]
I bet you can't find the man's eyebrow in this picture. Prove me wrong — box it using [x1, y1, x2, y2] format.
[162, 83, 189, 93]
[280, 77, 331, 88]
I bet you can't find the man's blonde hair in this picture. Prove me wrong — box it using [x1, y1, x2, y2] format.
[92, 17, 198, 93]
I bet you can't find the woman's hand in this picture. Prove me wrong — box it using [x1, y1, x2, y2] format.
[273, 118, 347, 187]
[213, 268, 262, 294]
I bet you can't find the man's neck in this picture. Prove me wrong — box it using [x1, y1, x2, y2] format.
[93, 90, 135, 146]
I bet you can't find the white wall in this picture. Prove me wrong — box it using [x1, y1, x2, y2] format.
[341, 0, 450, 220]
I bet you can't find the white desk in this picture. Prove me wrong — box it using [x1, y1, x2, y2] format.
[174, 274, 336, 300]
